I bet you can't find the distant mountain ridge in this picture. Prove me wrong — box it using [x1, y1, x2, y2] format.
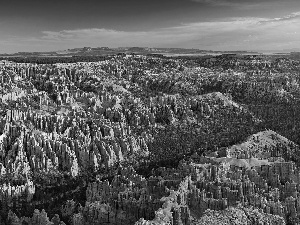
[0, 47, 261, 57]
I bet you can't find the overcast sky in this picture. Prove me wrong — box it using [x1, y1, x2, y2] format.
[1, 0, 300, 53]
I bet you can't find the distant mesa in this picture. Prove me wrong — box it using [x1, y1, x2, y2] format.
[0, 47, 267, 57]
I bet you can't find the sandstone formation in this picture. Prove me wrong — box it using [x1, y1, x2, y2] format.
[1, 54, 300, 224]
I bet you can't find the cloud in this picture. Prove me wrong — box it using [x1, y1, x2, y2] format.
[190, 0, 287, 9]
[258, 11, 300, 24]
[190, 0, 245, 7]
[1, 11, 300, 52]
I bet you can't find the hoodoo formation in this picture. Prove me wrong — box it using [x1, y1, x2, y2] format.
[1, 53, 300, 224]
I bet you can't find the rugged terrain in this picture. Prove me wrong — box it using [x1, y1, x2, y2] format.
[1, 53, 300, 224]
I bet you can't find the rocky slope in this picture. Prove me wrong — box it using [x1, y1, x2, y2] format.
[1, 54, 300, 224]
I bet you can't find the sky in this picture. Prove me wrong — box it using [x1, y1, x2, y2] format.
[0, 0, 300, 53]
